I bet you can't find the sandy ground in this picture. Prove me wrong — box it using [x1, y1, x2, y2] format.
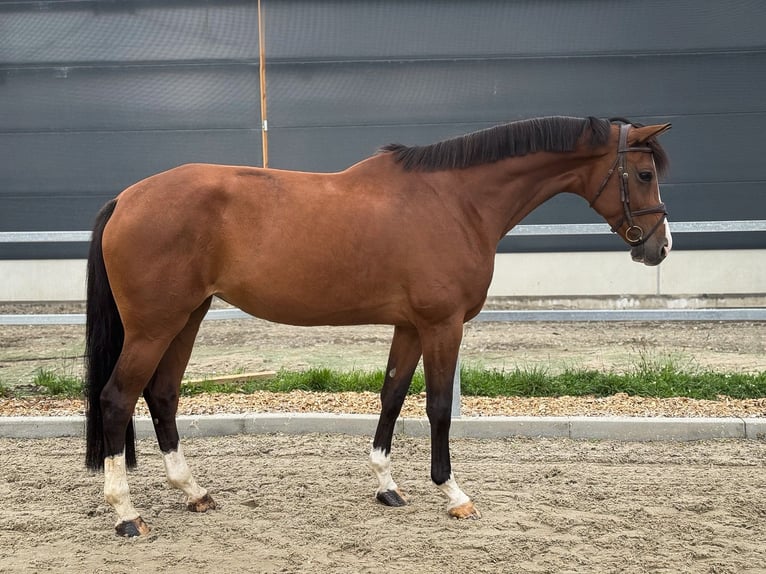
[1, 433, 766, 573]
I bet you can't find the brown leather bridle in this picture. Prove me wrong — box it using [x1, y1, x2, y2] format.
[589, 122, 668, 246]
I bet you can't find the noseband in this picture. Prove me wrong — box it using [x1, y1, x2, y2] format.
[589, 123, 667, 245]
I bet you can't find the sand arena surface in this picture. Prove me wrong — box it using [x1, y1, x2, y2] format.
[2, 433, 766, 573]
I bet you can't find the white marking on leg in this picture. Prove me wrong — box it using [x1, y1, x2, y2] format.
[104, 453, 140, 526]
[162, 445, 208, 504]
[437, 473, 471, 511]
[369, 447, 398, 494]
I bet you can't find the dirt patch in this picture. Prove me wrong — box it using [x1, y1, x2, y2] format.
[3, 391, 766, 419]
[1, 300, 764, 417]
[1, 301, 764, 384]
[1, 433, 765, 573]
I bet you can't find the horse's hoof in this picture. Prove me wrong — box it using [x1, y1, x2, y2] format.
[448, 501, 482, 520]
[115, 517, 151, 537]
[376, 489, 407, 507]
[187, 493, 217, 513]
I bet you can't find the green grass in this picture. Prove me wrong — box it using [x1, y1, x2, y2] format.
[32, 368, 83, 397]
[0, 380, 13, 398]
[179, 362, 765, 401]
[458, 364, 766, 400]
[21, 362, 766, 401]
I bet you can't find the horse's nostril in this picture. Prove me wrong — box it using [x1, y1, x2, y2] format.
[660, 235, 670, 259]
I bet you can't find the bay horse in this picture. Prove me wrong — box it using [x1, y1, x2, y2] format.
[84, 116, 672, 536]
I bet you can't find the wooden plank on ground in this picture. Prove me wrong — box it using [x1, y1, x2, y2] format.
[182, 371, 277, 387]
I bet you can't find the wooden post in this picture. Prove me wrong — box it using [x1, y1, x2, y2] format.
[257, 0, 269, 168]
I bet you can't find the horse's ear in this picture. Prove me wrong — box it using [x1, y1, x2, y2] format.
[629, 123, 672, 144]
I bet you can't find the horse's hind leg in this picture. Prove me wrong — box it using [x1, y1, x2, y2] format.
[101, 332, 181, 537]
[143, 297, 216, 512]
[370, 325, 421, 507]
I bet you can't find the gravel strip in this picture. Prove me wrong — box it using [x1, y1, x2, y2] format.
[2, 391, 765, 418]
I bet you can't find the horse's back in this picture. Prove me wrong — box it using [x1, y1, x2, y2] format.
[101, 163, 400, 324]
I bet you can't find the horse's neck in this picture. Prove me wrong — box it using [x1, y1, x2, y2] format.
[443, 153, 589, 243]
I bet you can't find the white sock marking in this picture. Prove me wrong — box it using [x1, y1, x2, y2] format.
[437, 474, 471, 510]
[104, 453, 140, 526]
[369, 447, 398, 494]
[162, 445, 208, 504]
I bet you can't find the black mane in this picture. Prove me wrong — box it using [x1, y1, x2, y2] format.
[379, 116, 669, 176]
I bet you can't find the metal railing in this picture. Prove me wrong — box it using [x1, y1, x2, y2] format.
[4, 306, 765, 326]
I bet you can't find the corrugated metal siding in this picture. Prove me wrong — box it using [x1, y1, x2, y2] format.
[1, 0, 764, 258]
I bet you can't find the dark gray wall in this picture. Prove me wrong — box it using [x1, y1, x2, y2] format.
[1, 0, 764, 258]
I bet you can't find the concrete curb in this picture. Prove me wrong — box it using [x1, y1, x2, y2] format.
[1, 414, 765, 441]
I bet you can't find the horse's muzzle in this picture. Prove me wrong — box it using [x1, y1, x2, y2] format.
[631, 235, 670, 267]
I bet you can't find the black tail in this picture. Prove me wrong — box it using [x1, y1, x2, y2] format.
[84, 199, 136, 470]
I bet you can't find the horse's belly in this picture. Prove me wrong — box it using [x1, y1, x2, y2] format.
[216, 279, 408, 327]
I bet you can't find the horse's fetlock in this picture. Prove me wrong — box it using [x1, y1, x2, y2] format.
[431, 470, 451, 486]
[104, 485, 130, 507]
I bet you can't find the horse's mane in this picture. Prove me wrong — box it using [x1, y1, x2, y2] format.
[379, 116, 669, 175]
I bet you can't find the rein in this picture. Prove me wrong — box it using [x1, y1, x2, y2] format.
[589, 123, 667, 245]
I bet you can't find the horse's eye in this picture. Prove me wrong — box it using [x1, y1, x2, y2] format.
[637, 171, 653, 183]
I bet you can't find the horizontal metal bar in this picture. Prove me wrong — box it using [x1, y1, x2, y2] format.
[0, 231, 92, 243]
[2, 307, 764, 326]
[473, 308, 766, 322]
[1, 220, 764, 243]
[0, 313, 87, 325]
[506, 220, 766, 236]
[508, 223, 613, 236]
[673, 220, 766, 233]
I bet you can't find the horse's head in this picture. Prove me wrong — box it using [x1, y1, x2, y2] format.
[587, 121, 672, 266]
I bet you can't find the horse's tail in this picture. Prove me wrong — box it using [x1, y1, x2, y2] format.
[84, 199, 136, 471]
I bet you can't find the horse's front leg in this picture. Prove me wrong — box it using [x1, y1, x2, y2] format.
[420, 320, 481, 519]
[370, 325, 422, 507]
